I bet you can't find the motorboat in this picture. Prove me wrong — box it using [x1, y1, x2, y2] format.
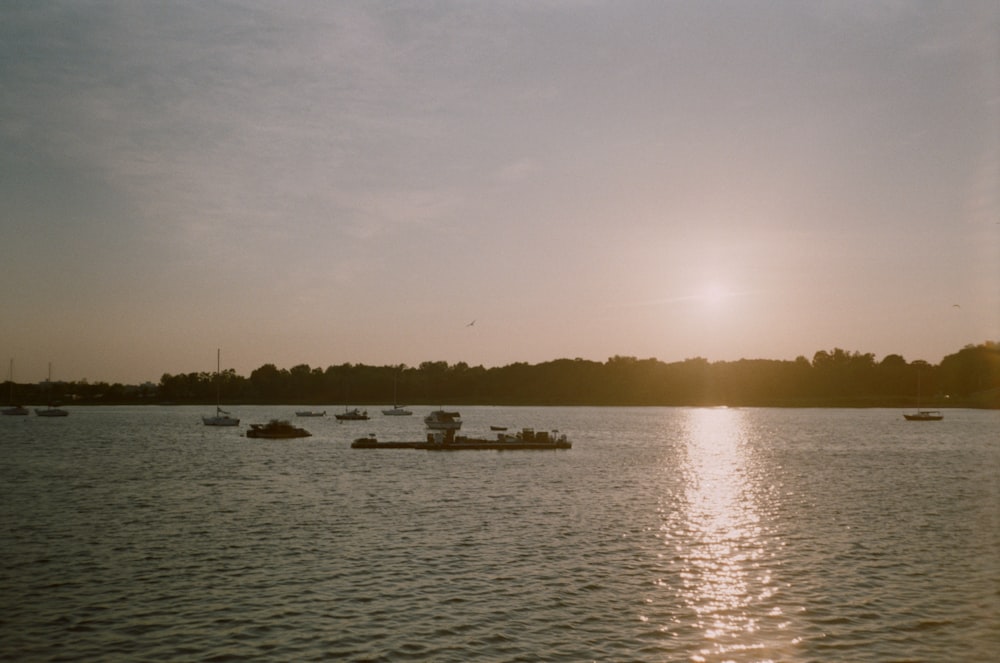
[335, 407, 370, 421]
[903, 410, 943, 421]
[296, 410, 326, 417]
[424, 409, 462, 430]
[246, 419, 311, 439]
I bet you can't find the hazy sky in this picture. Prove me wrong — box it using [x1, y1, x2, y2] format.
[2, 1, 997, 384]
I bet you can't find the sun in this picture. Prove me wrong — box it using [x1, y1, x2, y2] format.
[700, 283, 729, 307]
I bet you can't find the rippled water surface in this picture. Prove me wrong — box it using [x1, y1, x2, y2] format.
[1, 406, 998, 661]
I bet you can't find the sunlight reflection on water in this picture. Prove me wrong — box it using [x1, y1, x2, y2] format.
[662, 407, 796, 662]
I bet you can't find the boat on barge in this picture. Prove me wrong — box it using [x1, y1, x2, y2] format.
[352, 427, 571, 451]
[246, 419, 312, 439]
[424, 409, 462, 430]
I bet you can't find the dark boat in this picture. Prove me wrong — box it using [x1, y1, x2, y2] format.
[903, 410, 943, 421]
[904, 372, 942, 421]
[35, 404, 69, 417]
[352, 428, 571, 451]
[335, 407, 369, 421]
[424, 409, 462, 430]
[246, 419, 312, 439]
[3, 359, 28, 415]
[203, 350, 239, 426]
[296, 410, 326, 417]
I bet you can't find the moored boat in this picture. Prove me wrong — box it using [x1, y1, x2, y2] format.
[296, 410, 326, 417]
[903, 409, 943, 421]
[246, 419, 311, 439]
[903, 372, 942, 421]
[382, 405, 413, 416]
[203, 350, 239, 426]
[3, 359, 28, 415]
[424, 409, 462, 430]
[35, 364, 69, 416]
[335, 407, 369, 421]
[382, 375, 412, 415]
[35, 404, 69, 417]
[203, 406, 239, 426]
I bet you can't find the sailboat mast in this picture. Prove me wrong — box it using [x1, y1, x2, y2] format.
[216, 348, 222, 410]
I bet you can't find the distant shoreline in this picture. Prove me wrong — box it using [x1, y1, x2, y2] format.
[6, 342, 998, 410]
[19, 398, 998, 410]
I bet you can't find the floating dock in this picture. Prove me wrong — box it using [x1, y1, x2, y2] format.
[352, 428, 571, 451]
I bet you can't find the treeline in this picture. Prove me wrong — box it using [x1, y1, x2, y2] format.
[11, 341, 994, 408]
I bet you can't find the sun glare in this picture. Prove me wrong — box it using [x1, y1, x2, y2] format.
[700, 284, 729, 308]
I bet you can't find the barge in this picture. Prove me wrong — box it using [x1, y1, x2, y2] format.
[352, 428, 571, 451]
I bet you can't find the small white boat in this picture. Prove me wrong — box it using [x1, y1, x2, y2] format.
[296, 410, 327, 417]
[424, 409, 462, 430]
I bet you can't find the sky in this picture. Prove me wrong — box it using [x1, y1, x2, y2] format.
[1, 1, 997, 385]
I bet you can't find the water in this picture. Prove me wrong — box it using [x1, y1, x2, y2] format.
[1, 406, 997, 661]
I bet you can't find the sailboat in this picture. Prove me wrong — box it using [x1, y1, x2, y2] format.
[2, 359, 29, 416]
[35, 363, 69, 416]
[903, 371, 943, 421]
[382, 374, 412, 416]
[203, 349, 240, 426]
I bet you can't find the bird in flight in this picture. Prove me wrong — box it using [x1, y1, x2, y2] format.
[467, 319, 476, 327]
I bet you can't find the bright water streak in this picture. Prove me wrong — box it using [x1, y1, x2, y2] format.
[1, 406, 998, 661]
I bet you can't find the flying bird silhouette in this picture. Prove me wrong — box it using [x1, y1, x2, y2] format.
[466, 319, 476, 327]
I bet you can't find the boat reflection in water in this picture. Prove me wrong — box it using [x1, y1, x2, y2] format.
[655, 408, 798, 661]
